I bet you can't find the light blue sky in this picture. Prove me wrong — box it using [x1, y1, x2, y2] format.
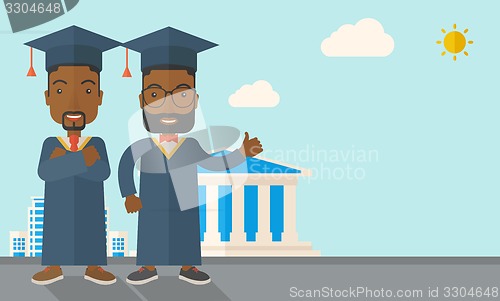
[1, 0, 499, 256]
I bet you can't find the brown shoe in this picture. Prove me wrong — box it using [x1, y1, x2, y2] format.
[32, 266, 63, 285]
[84, 266, 116, 285]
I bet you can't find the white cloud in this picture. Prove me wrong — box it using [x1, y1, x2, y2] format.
[321, 18, 394, 57]
[229, 80, 280, 108]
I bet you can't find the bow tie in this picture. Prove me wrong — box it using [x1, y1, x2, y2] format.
[160, 134, 178, 144]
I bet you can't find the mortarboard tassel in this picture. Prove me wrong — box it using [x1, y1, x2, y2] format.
[122, 48, 132, 78]
[27, 47, 37, 77]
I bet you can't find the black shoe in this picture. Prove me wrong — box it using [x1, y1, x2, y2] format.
[126, 267, 158, 285]
[179, 267, 211, 285]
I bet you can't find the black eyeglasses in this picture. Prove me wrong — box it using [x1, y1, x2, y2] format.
[142, 84, 196, 108]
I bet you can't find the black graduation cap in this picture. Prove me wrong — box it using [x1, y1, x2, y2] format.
[122, 27, 218, 74]
[25, 25, 120, 76]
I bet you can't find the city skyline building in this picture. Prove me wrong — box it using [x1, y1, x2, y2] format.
[9, 197, 128, 258]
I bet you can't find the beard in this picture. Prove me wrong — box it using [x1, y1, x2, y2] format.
[142, 110, 195, 134]
[62, 111, 86, 131]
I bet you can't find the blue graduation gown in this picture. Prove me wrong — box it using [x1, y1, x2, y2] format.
[118, 137, 245, 266]
[38, 137, 110, 266]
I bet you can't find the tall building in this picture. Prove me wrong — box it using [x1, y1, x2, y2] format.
[28, 197, 44, 257]
[10, 197, 128, 257]
[105, 207, 109, 252]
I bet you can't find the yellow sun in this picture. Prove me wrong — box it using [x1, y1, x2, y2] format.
[436, 24, 474, 61]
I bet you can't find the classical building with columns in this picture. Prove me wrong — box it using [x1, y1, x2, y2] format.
[198, 156, 319, 256]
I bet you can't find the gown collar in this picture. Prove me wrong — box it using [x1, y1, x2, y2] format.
[57, 136, 92, 151]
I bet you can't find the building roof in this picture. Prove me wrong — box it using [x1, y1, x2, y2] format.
[198, 154, 303, 174]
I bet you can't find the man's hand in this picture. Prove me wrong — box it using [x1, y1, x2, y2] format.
[50, 147, 66, 159]
[239, 132, 263, 157]
[125, 195, 143, 213]
[82, 146, 100, 167]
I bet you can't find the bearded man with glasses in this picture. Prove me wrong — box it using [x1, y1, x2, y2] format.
[118, 27, 263, 286]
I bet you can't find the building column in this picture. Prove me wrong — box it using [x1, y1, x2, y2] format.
[256, 185, 273, 243]
[230, 186, 246, 243]
[203, 185, 220, 244]
[282, 185, 299, 242]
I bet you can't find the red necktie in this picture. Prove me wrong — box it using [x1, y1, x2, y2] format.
[69, 135, 79, 152]
[160, 134, 178, 144]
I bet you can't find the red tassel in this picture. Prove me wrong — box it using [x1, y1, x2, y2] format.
[27, 47, 36, 77]
[122, 48, 132, 78]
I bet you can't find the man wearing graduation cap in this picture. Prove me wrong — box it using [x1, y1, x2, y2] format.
[118, 27, 263, 285]
[26, 26, 119, 286]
